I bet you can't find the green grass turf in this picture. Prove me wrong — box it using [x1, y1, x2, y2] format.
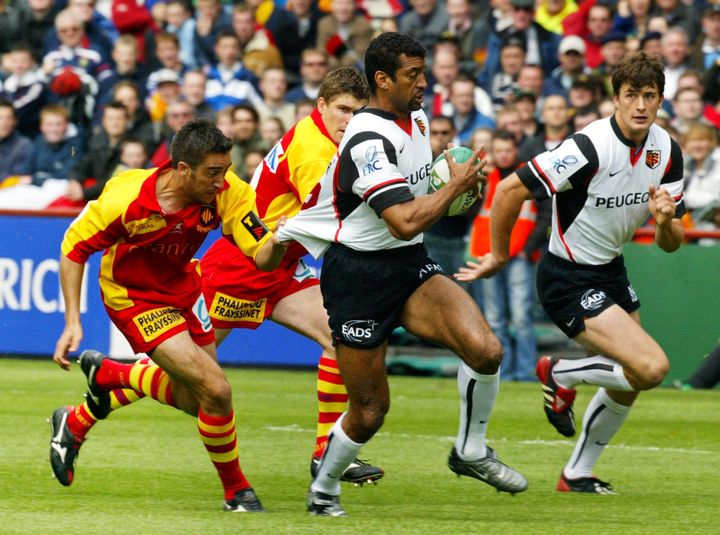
[1, 357, 718, 534]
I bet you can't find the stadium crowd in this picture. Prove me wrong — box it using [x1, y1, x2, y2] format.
[1, 0, 720, 375]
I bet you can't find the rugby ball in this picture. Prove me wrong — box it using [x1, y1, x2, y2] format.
[428, 146, 481, 216]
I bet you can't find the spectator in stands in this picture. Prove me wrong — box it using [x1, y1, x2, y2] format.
[0, 101, 33, 183]
[640, 30, 663, 58]
[487, 35, 525, 109]
[512, 89, 541, 138]
[113, 137, 149, 175]
[568, 73, 605, 112]
[64, 101, 130, 203]
[243, 146, 266, 181]
[193, 0, 232, 65]
[181, 70, 215, 121]
[246, 0, 302, 75]
[690, 4, 720, 71]
[520, 94, 571, 162]
[651, 0, 700, 44]
[572, 104, 600, 131]
[229, 103, 268, 180]
[598, 96, 615, 118]
[0, 45, 46, 138]
[565, 2, 614, 70]
[44, 0, 117, 62]
[259, 116, 284, 147]
[16, 104, 84, 186]
[285, 48, 329, 103]
[516, 63, 548, 110]
[231, 3, 283, 80]
[682, 122, 720, 225]
[256, 67, 295, 130]
[670, 86, 706, 136]
[316, 0, 374, 69]
[445, 0, 489, 75]
[661, 26, 691, 101]
[495, 103, 526, 146]
[8, 0, 58, 63]
[214, 104, 234, 138]
[204, 30, 262, 112]
[146, 68, 182, 127]
[42, 9, 111, 129]
[150, 97, 195, 166]
[546, 35, 590, 99]
[287, 0, 322, 53]
[165, 0, 197, 69]
[488, 0, 514, 35]
[111, 0, 156, 65]
[400, 0, 449, 52]
[146, 33, 189, 94]
[592, 31, 628, 94]
[613, 0, 653, 39]
[112, 80, 156, 151]
[479, 0, 562, 89]
[535, 0, 579, 35]
[97, 35, 148, 105]
[450, 76, 495, 146]
[294, 97, 315, 121]
[469, 129, 541, 382]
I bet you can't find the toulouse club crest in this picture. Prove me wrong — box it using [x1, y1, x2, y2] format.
[645, 150, 661, 169]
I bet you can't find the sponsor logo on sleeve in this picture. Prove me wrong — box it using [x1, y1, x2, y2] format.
[580, 289, 607, 311]
[265, 141, 285, 174]
[362, 144, 383, 176]
[241, 211, 270, 242]
[133, 307, 185, 342]
[551, 154, 579, 174]
[414, 117, 426, 136]
[209, 291, 267, 323]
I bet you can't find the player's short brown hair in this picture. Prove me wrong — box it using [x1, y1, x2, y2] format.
[318, 67, 369, 104]
[171, 119, 232, 169]
[611, 51, 665, 97]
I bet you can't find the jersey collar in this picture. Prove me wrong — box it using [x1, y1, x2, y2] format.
[356, 108, 415, 136]
[136, 159, 173, 211]
[610, 115, 648, 148]
[310, 107, 336, 146]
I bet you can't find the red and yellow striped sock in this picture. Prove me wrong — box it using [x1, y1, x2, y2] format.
[96, 360, 174, 406]
[197, 408, 250, 500]
[314, 354, 348, 459]
[66, 403, 99, 441]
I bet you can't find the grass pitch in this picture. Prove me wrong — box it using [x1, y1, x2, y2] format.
[1, 357, 718, 534]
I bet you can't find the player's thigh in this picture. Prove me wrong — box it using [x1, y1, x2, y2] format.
[269, 284, 333, 352]
[400, 275, 500, 361]
[575, 304, 666, 374]
[335, 342, 390, 412]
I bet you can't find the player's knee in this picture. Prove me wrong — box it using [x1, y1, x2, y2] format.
[463, 333, 503, 374]
[633, 355, 669, 390]
[202, 376, 233, 407]
[358, 402, 389, 433]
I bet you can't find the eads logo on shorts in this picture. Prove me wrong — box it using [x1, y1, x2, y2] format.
[341, 319, 378, 343]
[133, 307, 185, 342]
[209, 291, 266, 323]
[580, 289, 607, 311]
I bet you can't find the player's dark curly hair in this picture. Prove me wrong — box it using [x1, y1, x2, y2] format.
[171, 119, 232, 169]
[319, 66, 370, 103]
[364, 32, 426, 94]
[611, 51, 665, 97]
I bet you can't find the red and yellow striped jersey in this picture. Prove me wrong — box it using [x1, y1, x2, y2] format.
[62, 161, 271, 311]
[250, 108, 337, 264]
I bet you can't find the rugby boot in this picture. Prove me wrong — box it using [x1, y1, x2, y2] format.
[536, 355, 577, 437]
[448, 446, 528, 495]
[49, 406, 84, 486]
[311, 457, 384, 485]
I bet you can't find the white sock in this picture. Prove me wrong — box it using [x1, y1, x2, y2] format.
[454, 362, 499, 460]
[553, 355, 634, 391]
[311, 413, 363, 496]
[563, 388, 631, 479]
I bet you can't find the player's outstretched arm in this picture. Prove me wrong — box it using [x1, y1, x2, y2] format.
[649, 185, 684, 252]
[383, 147, 486, 240]
[255, 216, 291, 271]
[53, 255, 86, 370]
[455, 173, 532, 282]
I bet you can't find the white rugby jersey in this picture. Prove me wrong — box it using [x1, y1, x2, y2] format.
[517, 116, 685, 265]
[276, 108, 433, 257]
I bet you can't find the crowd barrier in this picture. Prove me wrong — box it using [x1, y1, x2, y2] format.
[1, 210, 718, 381]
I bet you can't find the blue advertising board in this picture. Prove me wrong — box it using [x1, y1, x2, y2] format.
[0, 212, 321, 367]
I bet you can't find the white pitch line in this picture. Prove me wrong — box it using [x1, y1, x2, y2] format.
[263, 425, 717, 455]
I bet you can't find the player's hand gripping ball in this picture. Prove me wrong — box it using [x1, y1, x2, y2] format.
[428, 146, 481, 216]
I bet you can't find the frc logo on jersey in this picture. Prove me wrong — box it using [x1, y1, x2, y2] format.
[363, 145, 382, 176]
